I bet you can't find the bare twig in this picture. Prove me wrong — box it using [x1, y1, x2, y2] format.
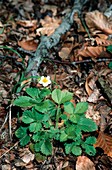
[25, 0, 86, 77]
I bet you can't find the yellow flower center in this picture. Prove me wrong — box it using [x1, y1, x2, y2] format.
[42, 77, 48, 83]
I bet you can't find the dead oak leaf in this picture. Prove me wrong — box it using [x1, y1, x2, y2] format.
[76, 156, 95, 170]
[18, 39, 38, 51]
[36, 15, 61, 36]
[85, 10, 112, 35]
[94, 131, 112, 158]
[16, 20, 37, 31]
[95, 37, 112, 46]
[77, 46, 106, 58]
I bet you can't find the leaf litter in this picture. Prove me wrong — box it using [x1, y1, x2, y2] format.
[0, 0, 112, 169]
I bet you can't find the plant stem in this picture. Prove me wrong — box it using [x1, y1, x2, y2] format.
[56, 105, 60, 128]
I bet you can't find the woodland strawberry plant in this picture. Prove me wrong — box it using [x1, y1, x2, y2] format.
[13, 87, 98, 159]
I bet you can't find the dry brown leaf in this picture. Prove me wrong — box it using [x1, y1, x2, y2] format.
[40, 5, 58, 16]
[16, 20, 37, 27]
[85, 72, 95, 96]
[18, 39, 38, 51]
[77, 46, 106, 58]
[85, 10, 112, 34]
[96, 33, 108, 39]
[59, 47, 71, 60]
[95, 37, 112, 46]
[87, 89, 100, 104]
[2, 164, 11, 170]
[16, 20, 37, 31]
[76, 156, 96, 170]
[94, 131, 112, 158]
[21, 78, 31, 87]
[19, 148, 35, 164]
[36, 15, 61, 36]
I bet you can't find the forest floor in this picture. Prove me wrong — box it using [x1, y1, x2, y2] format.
[0, 0, 112, 169]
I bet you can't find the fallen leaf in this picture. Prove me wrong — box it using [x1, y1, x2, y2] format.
[16, 20, 37, 28]
[59, 47, 71, 60]
[94, 131, 112, 158]
[18, 39, 38, 51]
[77, 46, 106, 58]
[76, 156, 96, 170]
[95, 37, 112, 46]
[85, 72, 95, 96]
[36, 15, 61, 36]
[19, 148, 35, 164]
[85, 10, 112, 34]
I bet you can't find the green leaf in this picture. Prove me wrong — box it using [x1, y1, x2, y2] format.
[0, 27, 4, 34]
[35, 153, 46, 162]
[83, 144, 96, 156]
[15, 126, 28, 138]
[33, 131, 45, 142]
[60, 131, 68, 142]
[20, 135, 30, 146]
[108, 62, 112, 69]
[64, 102, 74, 114]
[69, 114, 80, 123]
[13, 96, 36, 107]
[35, 100, 52, 113]
[74, 126, 82, 140]
[52, 89, 73, 104]
[26, 88, 40, 98]
[22, 109, 44, 124]
[65, 125, 76, 139]
[78, 117, 98, 132]
[65, 143, 73, 154]
[29, 122, 42, 132]
[41, 140, 52, 156]
[34, 141, 43, 152]
[72, 146, 82, 156]
[32, 133, 40, 142]
[22, 110, 35, 124]
[15, 127, 30, 146]
[107, 45, 112, 53]
[85, 136, 96, 145]
[40, 88, 51, 98]
[74, 102, 88, 114]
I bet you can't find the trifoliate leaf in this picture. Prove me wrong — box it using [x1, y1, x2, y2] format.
[22, 110, 44, 124]
[35, 100, 52, 113]
[108, 62, 112, 69]
[65, 143, 73, 154]
[52, 89, 73, 104]
[29, 122, 42, 132]
[15, 126, 28, 138]
[40, 88, 51, 98]
[83, 144, 96, 156]
[20, 135, 30, 146]
[34, 142, 43, 152]
[22, 110, 35, 124]
[15, 127, 30, 146]
[107, 45, 112, 53]
[35, 153, 46, 162]
[13, 96, 36, 107]
[74, 102, 88, 114]
[60, 131, 68, 142]
[78, 117, 98, 132]
[64, 102, 74, 114]
[41, 140, 52, 156]
[26, 87, 40, 98]
[85, 136, 96, 145]
[32, 133, 40, 142]
[72, 146, 82, 156]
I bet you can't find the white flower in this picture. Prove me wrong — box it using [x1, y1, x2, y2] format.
[39, 76, 51, 87]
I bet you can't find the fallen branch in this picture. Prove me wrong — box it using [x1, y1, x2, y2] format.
[25, 0, 88, 77]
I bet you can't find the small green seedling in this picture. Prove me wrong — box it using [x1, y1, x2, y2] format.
[13, 88, 97, 158]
